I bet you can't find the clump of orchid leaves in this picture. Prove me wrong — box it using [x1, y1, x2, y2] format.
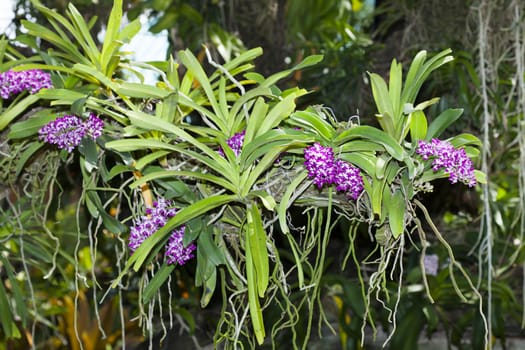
[0, 0, 487, 348]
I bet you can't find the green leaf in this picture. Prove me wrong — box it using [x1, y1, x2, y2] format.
[105, 164, 133, 181]
[67, 3, 101, 65]
[474, 170, 487, 184]
[403, 50, 427, 92]
[290, 110, 336, 141]
[0, 255, 27, 328]
[260, 54, 323, 88]
[375, 155, 389, 180]
[71, 96, 88, 116]
[370, 177, 387, 217]
[335, 126, 405, 161]
[409, 110, 428, 142]
[389, 59, 403, 119]
[79, 138, 99, 173]
[130, 169, 237, 194]
[388, 189, 406, 238]
[195, 228, 221, 308]
[117, 82, 170, 99]
[178, 49, 226, 129]
[402, 49, 453, 104]
[124, 110, 231, 172]
[0, 94, 40, 131]
[134, 150, 171, 171]
[37, 88, 86, 103]
[157, 92, 178, 123]
[15, 142, 44, 178]
[195, 246, 216, 288]
[244, 96, 269, 142]
[250, 190, 277, 211]
[241, 129, 313, 169]
[183, 218, 203, 244]
[278, 171, 309, 234]
[21, 19, 87, 65]
[7, 109, 56, 139]
[413, 97, 440, 111]
[199, 267, 217, 308]
[368, 72, 395, 135]
[213, 47, 262, 80]
[85, 191, 127, 233]
[118, 18, 141, 43]
[73, 63, 119, 89]
[338, 140, 384, 153]
[426, 108, 463, 140]
[142, 264, 175, 304]
[339, 152, 376, 177]
[246, 235, 266, 345]
[0, 280, 17, 338]
[100, 0, 124, 74]
[448, 133, 482, 148]
[197, 227, 225, 266]
[247, 203, 269, 297]
[256, 93, 299, 137]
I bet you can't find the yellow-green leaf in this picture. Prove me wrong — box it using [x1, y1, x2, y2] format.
[388, 189, 406, 238]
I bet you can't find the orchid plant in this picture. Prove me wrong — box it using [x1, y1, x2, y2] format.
[0, 0, 487, 348]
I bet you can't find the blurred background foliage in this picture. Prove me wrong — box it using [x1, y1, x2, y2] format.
[2, 0, 525, 349]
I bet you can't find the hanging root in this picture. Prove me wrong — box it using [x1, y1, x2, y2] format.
[359, 233, 405, 348]
[414, 199, 489, 347]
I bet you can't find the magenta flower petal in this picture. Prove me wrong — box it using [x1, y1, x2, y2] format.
[0, 69, 52, 99]
[165, 228, 196, 266]
[304, 143, 337, 189]
[334, 160, 364, 200]
[416, 138, 477, 187]
[303, 143, 364, 199]
[128, 198, 196, 266]
[38, 113, 104, 152]
[219, 130, 246, 157]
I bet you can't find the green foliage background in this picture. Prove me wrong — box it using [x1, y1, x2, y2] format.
[1, 0, 524, 349]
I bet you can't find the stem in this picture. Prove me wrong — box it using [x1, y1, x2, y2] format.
[132, 166, 153, 208]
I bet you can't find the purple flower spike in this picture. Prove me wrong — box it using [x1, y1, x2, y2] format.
[416, 138, 477, 187]
[219, 130, 246, 157]
[304, 143, 337, 189]
[85, 113, 104, 139]
[0, 69, 52, 99]
[303, 143, 365, 199]
[128, 198, 196, 266]
[38, 115, 86, 152]
[165, 228, 196, 265]
[334, 160, 364, 200]
[38, 113, 104, 152]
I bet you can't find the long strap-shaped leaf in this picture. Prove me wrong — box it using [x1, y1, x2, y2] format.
[246, 203, 269, 297]
[100, 0, 123, 75]
[130, 170, 237, 194]
[0, 94, 39, 131]
[124, 109, 235, 176]
[245, 203, 268, 344]
[179, 49, 228, 130]
[334, 125, 405, 161]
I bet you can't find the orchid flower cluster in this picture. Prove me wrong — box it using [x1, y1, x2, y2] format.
[304, 142, 364, 200]
[38, 113, 104, 152]
[218, 130, 246, 157]
[0, 69, 52, 99]
[416, 138, 477, 187]
[128, 198, 196, 266]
